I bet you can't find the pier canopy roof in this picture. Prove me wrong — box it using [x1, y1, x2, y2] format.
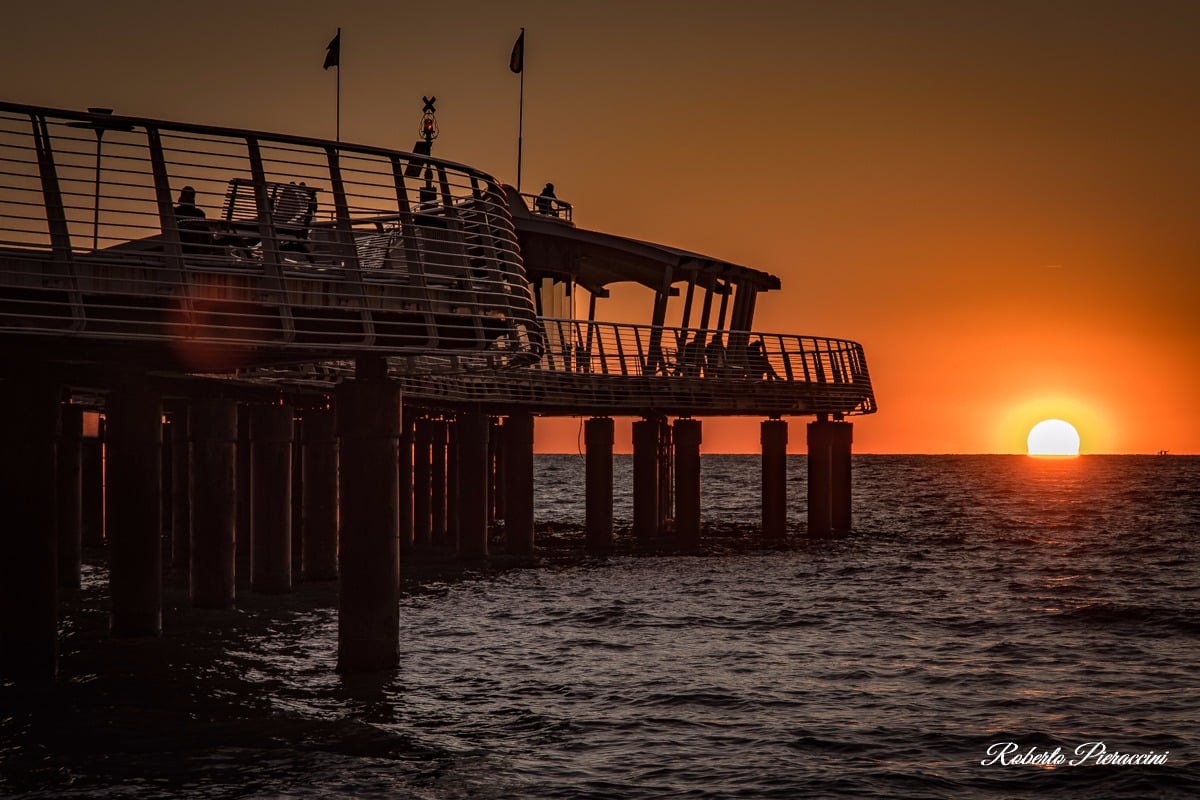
[503, 186, 779, 295]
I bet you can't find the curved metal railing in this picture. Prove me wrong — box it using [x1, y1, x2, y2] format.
[0, 102, 543, 373]
[516, 191, 573, 223]
[231, 318, 876, 418]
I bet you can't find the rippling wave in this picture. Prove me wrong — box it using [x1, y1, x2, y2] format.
[2, 456, 1197, 798]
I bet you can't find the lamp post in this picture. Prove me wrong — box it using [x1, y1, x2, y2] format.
[68, 108, 133, 251]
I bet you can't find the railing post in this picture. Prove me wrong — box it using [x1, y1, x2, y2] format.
[324, 146, 374, 346]
[390, 156, 437, 347]
[28, 114, 85, 331]
[146, 126, 195, 327]
[245, 137, 295, 343]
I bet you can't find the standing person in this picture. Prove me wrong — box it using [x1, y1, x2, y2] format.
[704, 333, 727, 377]
[534, 182, 558, 217]
[678, 332, 705, 376]
[173, 185, 210, 254]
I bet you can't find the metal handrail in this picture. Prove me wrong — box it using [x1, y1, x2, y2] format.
[518, 191, 573, 223]
[0, 102, 544, 374]
[232, 318, 876, 418]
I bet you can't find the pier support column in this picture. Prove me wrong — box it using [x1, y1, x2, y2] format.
[302, 408, 338, 581]
[398, 413, 414, 554]
[413, 417, 433, 549]
[430, 419, 448, 547]
[446, 418, 460, 547]
[632, 418, 659, 542]
[0, 380, 60, 679]
[251, 404, 293, 594]
[585, 417, 614, 552]
[189, 399, 237, 609]
[170, 407, 190, 570]
[57, 404, 84, 589]
[503, 413, 535, 555]
[81, 416, 104, 548]
[107, 379, 163, 637]
[657, 417, 674, 532]
[807, 419, 834, 536]
[491, 418, 504, 524]
[674, 418, 702, 550]
[831, 421, 854, 533]
[235, 407, 252, 586]
[291, 418, 304, 579]
[336, 376, 400, 673]
[761, 419, 788, 539]
[457, 413, 490, 560]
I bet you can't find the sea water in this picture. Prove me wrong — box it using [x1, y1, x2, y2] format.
[2, 455, 1197, 798]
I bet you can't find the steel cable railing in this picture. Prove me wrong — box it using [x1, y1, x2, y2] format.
[230, 318, 876, 417]
[0, 102, 543, 373]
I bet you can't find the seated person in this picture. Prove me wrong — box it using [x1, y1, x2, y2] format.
[274, 181, 315, 256]
[748, 339, 780, 380]
[173, 186, 212, 255]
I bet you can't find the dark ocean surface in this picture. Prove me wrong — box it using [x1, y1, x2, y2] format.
[2, 455, 1198, 798]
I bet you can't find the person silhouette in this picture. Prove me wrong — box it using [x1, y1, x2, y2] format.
[173, 185, 210, 254]
[535, 182, 558, 217]
[704, 333, 727, 377]
[748, 339, 780, 380]
[678, 332, 704, 376]
[275, 181, 314, 256]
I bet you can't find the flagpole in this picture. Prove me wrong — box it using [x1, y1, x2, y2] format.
[517, 27, 525, 193]
[335, 26, 342, 145]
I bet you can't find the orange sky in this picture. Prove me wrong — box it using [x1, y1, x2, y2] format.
[3, 0, 1197, 453]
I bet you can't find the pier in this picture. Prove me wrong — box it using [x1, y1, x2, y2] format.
[0, 102, 875, 682]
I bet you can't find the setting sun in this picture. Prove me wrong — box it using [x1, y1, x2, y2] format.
[1027, 419, 1081, 456]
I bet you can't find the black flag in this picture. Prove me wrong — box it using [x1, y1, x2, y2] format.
[323, 32, 340, 70]
[509, 30, 524, 74]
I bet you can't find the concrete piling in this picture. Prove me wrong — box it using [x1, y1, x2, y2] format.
[189, 398, 237, 609]
[761, 419, 788, 539]
[250, 403, 293, 594]
[57, 403, 83, 589]
[456, 413, 490, 559]
[235, 406, 252, 585]
[806, 419, 834, 535]
[301, 407, 338, 581]
[502, 412, 535, 555]
[107, 379, 163, 637]
[632, 417, 659, 542]
[170, 407, 190, 570]
[335, 377, 401, 673]
[585, 417, 614, 551]
[430, 419, 448, 547]
[413, 417, 433, 548]
[831, 420, 854, 533]
[0, 380, 60, 679]
[673, 418, 702, 550]
[81, 416, 104, 548]
[446, 417, 460, 546]
[490, 417, 504, 525]
[291, 418, 304, 579]
[398, 412, 414, 554]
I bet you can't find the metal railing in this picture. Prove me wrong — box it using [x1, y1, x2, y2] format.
[517, 191, 573, 223]
[0, 102, 543, 373]
[399, 319, 875, 417]
[232, 319, 876, 418]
